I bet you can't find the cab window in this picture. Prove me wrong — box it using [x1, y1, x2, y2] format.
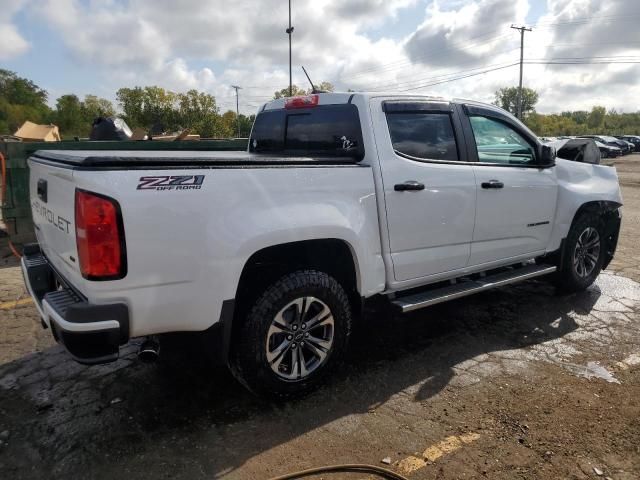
[386, 113, 459, 161]
[469, 116, 536, 165]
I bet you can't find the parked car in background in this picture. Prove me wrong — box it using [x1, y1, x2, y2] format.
[603, 136, 633, 154]
[617, 139, 635, 152]
[615, 135, 640, 152]
[579, 135, 632, 155]
[595, 141, 622, 158]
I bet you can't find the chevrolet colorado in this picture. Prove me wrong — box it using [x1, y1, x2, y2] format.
[22, 93, 622, 397]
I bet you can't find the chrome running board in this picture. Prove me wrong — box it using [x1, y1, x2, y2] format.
[392, 264, 557, 313]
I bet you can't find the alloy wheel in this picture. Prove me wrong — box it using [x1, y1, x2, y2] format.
[266, 296, 334, 381]
[573, 227, 600, 278]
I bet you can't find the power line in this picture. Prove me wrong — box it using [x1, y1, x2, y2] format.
[526, 61, 640, 65]
[362, 59, 519, 92]
[532, 13, 640, 28]
[396, 63, 519, 92]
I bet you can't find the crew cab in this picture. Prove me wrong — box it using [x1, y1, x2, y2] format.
[22, 93, 622, 397]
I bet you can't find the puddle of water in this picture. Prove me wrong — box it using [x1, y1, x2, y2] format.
[622, 353, 640, 366]
[564, 361, 621, 384]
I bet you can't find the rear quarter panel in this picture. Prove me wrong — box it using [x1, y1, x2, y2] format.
[72, 165, 384, 337]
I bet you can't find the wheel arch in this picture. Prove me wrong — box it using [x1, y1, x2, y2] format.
[571, 200, 621, 225]
[547, 199, 622, 270]
[220, 238, 362, 363]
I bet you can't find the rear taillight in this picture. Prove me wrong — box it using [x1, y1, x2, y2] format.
[284, 94, 319, 109]
[75, 190, 126, 280]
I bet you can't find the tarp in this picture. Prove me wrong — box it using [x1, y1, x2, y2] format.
[14, 121, 61, 142]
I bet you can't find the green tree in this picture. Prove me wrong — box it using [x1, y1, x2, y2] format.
[493, 86, 539, 118]
[274, 84, 308, 99]
[0, 69, 52, 134]
[82, 95, 115, 120]
[273, 81, 334, 99]
[53, 94, 115, 138]
[587, 106, 606, 130]
[315, 81, 335, 92]
[116, 86, 178, 131]
[177, 89, 219, 137]
[116, 87, 145, 127]
[54, 94, 84, 136]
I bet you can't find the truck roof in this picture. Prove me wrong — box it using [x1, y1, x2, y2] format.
[261, 91, 510, 119]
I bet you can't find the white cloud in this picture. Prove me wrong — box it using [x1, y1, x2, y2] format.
[522, 0, 640, 112]
[0, 0, 29, 60]
[405, 0, 529, 67]
[5, 0, 639, 113]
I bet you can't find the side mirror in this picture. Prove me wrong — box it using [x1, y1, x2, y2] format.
[540, 145, 556, 167]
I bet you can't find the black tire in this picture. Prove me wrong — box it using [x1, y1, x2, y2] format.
[601, 150, 609, 159]
[556, 212, 605, 292]
[231, 270, 352, 399]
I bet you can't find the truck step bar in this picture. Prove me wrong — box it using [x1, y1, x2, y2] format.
[392, 264, 557, 313]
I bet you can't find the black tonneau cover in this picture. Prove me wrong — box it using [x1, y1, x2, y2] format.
[31, 150, 361, 168]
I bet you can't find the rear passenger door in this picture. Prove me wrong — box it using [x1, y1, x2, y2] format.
[460, 104, 558, 267]
[371, 99, 477, 283]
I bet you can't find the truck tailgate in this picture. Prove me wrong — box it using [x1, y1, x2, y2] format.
[28, 159, 84, 290]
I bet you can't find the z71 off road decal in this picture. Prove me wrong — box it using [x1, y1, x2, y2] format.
[137, 175, 205, 191]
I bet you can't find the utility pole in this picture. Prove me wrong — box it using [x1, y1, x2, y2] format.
[231, 85, 242, 137]
[511, 24, 532, 120]
[286, 0, 294, 97]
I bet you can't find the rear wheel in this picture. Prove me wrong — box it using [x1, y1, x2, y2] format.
[556, 213, 605, 292]
[601, 150, 609, 159]
[231, 270, 352, 398]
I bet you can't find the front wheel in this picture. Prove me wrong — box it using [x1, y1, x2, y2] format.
[556, 213, 605, 292]
[231, 270, 352, 399]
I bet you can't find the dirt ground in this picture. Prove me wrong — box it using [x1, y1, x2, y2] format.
[1, 155, 639, 480]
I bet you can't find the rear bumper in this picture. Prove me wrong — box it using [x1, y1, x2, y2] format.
[21, 244, 129, 364]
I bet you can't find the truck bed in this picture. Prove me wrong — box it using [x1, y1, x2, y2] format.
[32, 150, 361, 168]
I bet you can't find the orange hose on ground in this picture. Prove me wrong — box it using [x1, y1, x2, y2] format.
[8, 240, 22, 259]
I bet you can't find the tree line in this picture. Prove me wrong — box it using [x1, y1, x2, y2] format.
[495, 86, 640, 136]
[0, 69, 254, 139]
[2, 69, 639, 139]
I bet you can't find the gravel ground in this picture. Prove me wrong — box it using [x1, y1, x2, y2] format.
[0, 154, 639, 480]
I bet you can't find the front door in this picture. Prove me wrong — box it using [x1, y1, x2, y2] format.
[462, 107, 558, 266]
[371, 99, 477, 283]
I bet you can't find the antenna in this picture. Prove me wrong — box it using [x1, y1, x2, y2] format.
[301, 66, 316, 93]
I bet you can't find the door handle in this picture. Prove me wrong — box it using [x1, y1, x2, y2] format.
[481, 180, 504, 189]
[394, 180, 425, 192]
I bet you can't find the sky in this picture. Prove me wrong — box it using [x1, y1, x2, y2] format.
[1, 0, 639, 115]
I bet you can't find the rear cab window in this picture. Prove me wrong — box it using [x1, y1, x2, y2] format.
[249, 103, 364, 159]
[382, 101, 461, 162]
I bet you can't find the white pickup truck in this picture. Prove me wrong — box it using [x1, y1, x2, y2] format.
[22, 92, 622, 397]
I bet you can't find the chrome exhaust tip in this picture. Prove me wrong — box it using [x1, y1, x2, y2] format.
[138, 336, 160, 363]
